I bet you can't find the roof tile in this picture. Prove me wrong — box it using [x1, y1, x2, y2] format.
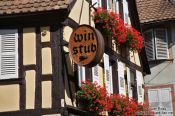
[136, 0, 175, 23]
[0, 0, 74, 16]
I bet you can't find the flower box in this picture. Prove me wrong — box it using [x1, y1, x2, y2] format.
[93, 7, 144, 52]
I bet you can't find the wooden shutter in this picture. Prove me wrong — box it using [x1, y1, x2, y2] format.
[78, 65, 85, 87]
[0, 29, 18, 80]
[154, 29, 169, 59]
[92, 65, 99, 85]
[144, 30, 155, 61]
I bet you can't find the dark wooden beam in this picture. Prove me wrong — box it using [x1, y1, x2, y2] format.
[18, 27, 26, 110]
[41, 42, 51, 48]
[42, 74, 53, 81]
[51, 24, 65, 109]
[35, 26, 42, 109]
[0, 78, 23, 85]
[23, 65, 36, 71]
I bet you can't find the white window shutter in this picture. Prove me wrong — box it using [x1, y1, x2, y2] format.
[123, 0, 130, 24]
[118, 61, 126, 95]
[126, 67, 132, 98]
[109, 65, 113, 94]
[0, 29, 18, 80]
[124, 13, 129, 24]
[78, 65, 85, 87]
[154, 29, 169, 59]
[104, 53, 113, 94]
[92, 65, 99, 85]
[144, 30, 155, 61]
[136, 71, 144, 102]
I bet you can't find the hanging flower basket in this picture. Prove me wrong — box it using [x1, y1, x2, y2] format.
[93, 7, 144, 52]
[76, 81, 108, 114]
[106, 94, 154, 116]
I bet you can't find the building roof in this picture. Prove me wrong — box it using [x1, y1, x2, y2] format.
[0, 0, 74, 16]
[136, 0, 175, 24]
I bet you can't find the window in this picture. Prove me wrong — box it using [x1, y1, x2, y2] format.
[101, 0, 107, 9]
[144, 28, 169, 61]
[148, 88, 173, 115]
[130, 70, 138, 100]
[0, 29, 18, 80]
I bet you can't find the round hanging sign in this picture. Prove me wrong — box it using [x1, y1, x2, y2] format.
[69, 25, 104, 67]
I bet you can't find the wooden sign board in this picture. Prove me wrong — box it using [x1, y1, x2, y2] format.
[69, 25, 104, 67]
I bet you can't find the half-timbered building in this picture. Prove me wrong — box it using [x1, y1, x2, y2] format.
[0, 0, 149, 115]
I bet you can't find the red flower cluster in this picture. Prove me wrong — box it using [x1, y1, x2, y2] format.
[106, 94, 154, 116]
[93, 7, 144, 52]
[76, 81, 154, 115]
[76, 81, 108, 113]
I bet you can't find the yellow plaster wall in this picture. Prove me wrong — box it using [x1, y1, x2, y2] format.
[134, 52, 141, 66]
[130, 51, 135, 63]
[79, 0, 89, 24]
[130, 51, 141, 66]
[23, 28, 36, 65]
[63, 26, 72, 42]
[69, 0, 89, 24]
[99, 66, 104, 87]
[41, 26, 50, 42]
[0, 85, 19, 112]
[42, 48, 52, 74]
[65, 90, 73, 106]
[42, 81, 52, 108]
[26, 70, 36, 109]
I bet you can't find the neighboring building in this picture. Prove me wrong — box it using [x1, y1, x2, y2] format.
[0, 0, 149, 115]
[136, 0, 175, 115]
